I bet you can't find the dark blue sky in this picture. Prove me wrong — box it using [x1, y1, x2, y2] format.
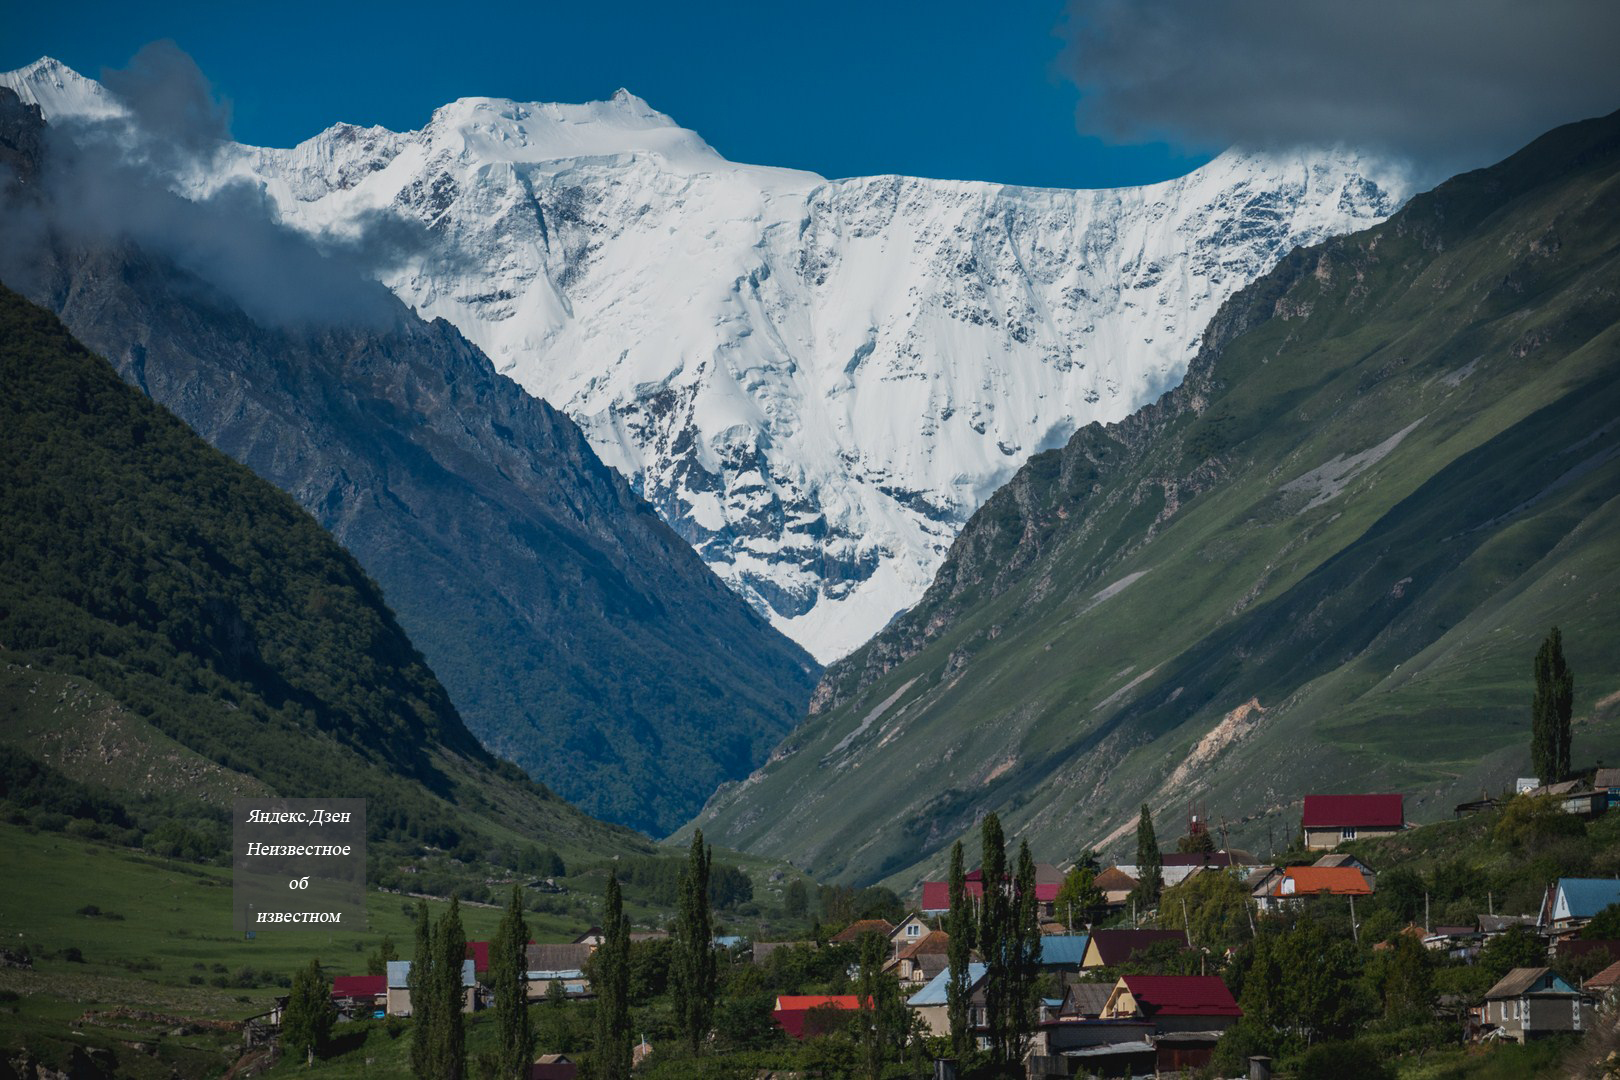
[1, 0, 1213, 189]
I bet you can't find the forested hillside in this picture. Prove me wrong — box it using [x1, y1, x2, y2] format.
[0, 283, 648, 863]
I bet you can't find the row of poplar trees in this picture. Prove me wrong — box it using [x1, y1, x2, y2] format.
[943, 812, 1042, 1069]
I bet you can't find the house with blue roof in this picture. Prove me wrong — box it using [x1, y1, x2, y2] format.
[1038, 934, 1089, 972]
[1541, 878, 1620, 936]
[906, 962, 987, 1038]
[385, 958, 477, 1016]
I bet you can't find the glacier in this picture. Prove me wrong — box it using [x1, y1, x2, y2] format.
[4, 57, 1410, 662]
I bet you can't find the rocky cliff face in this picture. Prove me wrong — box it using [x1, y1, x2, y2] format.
[0, 59, 1410, 661]
[0, 85, 817, 835]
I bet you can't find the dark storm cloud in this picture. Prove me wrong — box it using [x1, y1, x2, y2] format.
[2, 41, 426, 329]
[1061, 0, 1620, 181]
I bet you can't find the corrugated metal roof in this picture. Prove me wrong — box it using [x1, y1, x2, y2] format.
[1301, 794, 1404, 828]
[1274, 866, 1373, 897]
[1087, 929, 1188, 965]
[387, 958, 474, 988]
[1483, 967, 1577, 999]
[1038, 935, 1089, 965]
[1118, 975, 1241, 1016]
[906, 963, 987, 1007]
[332, 974, 385, 996]
[1557, 878, 1620, 918]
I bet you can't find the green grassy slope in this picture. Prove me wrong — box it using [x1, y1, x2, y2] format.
[688, 110, 1620, 888]
[0, 282, 649, 863]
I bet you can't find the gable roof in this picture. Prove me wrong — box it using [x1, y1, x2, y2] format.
[1312, 853, 1372, 871]
[1585, 959, 1620, 991]
[830, 919, 894, 943]
[525, 943, 593, 973]
[1094, 867, 1138, 892]
[1038, 935, 1090, 966]
[906, 963, 988, 1007]
[893, 930, 951, 961]
[1301, 794, 1404, 828]
[1274, 866, 1373, 897]
[1118, 975, 1241, 1017]
[774, 995, 862, 1011]
[1087, 929, 1189, 966]
[1556, 878, 1620, 919]
[332, 974, 385, 997]
[1161, 852, 1235, 868]
[387, 959, 475, 989]
[1061, 981, 1112, 1018]
[1484, 967, 1578, 999]
[1595, 768, 1620, 789]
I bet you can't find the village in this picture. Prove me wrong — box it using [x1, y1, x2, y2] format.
[277, 769, 1620, 1078]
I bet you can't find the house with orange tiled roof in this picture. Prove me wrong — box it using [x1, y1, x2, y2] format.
[1257, 865, 1373, 912]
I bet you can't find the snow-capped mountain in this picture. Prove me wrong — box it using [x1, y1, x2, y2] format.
[5, 58, 1410, 662]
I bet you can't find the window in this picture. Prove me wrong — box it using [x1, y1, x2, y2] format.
[1341, 827, 1357, 841]
[907, 924, 920, 937]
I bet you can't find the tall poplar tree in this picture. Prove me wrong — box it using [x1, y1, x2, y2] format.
[594, 872, 632, 1080]
[435, 897, 467, 1080]
[491, 885, 534, 1079]
[944, 839, 974, 1059]
[1006, 841, 1041, 1064]
[1532, 627, 1575, 782]
[1134, 803, 1163, 910]
[672, 829, 717, 1053]
[977, 813, 1009, 1064]
[409, 900, 435, 1079]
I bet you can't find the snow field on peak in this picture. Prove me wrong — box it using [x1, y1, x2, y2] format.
[2, 61, 1411, 662]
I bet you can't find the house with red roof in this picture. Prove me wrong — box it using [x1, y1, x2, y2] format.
[465, 940, 491, 976]
[918, 870, 1062, 918]
[1080, 929, 1190, 970]
[771, 995, 865, 1039]
[1302, 794, 1405, 849]
[331, 974, 386, 1018]
[1099, 975, 1241, 1070]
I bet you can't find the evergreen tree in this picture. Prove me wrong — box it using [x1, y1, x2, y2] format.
[944, 839, 975, 1059]
[491, 885, 534, 1080]
[435, 897, 468, 1080]
[366, 934, 398, 976]
[1134, 804, 1163, 910]
[1532, 627, 1575, 782]
[977, 813, 1009, 1064]
[672, 829, 717, 1053]
[409, 900, 435, 1079]
[594, 873, 632, 1080]
[784, 878, 808, 919]
[855, 929, 910, 1079]
[282, 958, 333, 1064]
[1006, 841, 1041, 1064]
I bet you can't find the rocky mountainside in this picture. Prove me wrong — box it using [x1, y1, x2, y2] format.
[0, 86, 816, 836]
[687, 110, 1620, 887]
[3, 58, 1410, 661]
[0, 280, 650, 859]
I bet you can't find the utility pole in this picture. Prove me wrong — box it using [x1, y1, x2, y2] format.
[1349, 894, 1358, 945]
[1425, 892, 1430, 934]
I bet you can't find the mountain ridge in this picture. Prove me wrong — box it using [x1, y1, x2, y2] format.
[0, 57, 1411, 661]
[687, 107, 1620, 888]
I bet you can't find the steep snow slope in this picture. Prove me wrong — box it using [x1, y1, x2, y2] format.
[6, 58, 1410, 661]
